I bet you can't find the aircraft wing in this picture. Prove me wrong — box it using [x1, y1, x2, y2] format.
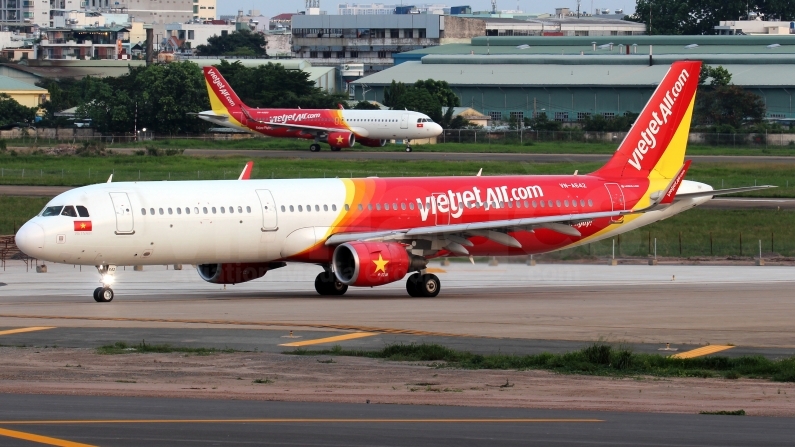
[325, 209, 629, 251]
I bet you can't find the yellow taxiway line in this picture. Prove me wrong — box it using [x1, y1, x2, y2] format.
[0, 418, 603, 425]
[671, 345, 735, 359]
[279, 332, 376, 347]
[0, 326, 55, 337]
[0, 427, 96, 447]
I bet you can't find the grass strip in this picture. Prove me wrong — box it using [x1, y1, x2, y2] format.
[96, 340, 237, 356]
[285, 343, 795, 382]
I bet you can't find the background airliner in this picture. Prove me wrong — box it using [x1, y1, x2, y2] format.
[197, 67, 442, 152]
[15, 61, 773, 302]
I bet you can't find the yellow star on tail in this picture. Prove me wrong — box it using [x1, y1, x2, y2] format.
[372, 254, 389, 274]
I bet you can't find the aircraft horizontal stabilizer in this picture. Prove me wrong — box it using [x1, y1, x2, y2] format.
[675, 185, 777, 200]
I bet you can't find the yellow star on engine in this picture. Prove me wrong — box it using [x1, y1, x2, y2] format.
[372, 254, 389, 274]
[336, 135, 344, 144]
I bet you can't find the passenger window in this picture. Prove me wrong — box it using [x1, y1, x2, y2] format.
[141, 208, 147, 215]
[246, 206, 251, 213]
[177, 208, 182, 215]
[580, 200, 585, 207]
[368, 204, 372, 211]
[76, 206, 90, 217]
[61, 206, 77, 217]
[540, 201, 545, 208]
[315, 205, 320, 212]
[229, 206, 234, 214]
[281, 206, 285, 212]
[149, 208, 155, 215]
[298, 205, 303, 212]
[220, 207, 225, 214]
[168, 208, 173, 215]
[588, 199, 594, 207]
[323, 205, 328, 211]
[401, 203, 406, 210]
[289, 205, 294, 212]
[507, 201, 513, 208]
[159, 208, 164, 215]
[564, 200, 569, 207]
[384, 203, 389, 210]
[238, 206, 243, 213]
[306, 205, 311, 212]
[212, 207, 216, 214]
[523, 200, 529, 208]
[392, 203, 397, 210]
[532, 200, 537, 208]
[358, 204, 363, 211]
[203, 207, 208, 214]
[376, 203, 381, 210]
[194, 207, 199, 214]
[332, 204, 337, 211]
[409, 202, 414, 210]
[186, 207, 190, 215]
[42, 206, 63, 217]
[548, 200, 553, 207]
[344, 204, 350, 211]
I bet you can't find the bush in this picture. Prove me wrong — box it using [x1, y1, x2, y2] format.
[0, 139, 6, 152]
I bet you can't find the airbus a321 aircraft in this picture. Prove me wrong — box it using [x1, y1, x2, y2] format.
[15, 61, 773, 302]
[197, 67, 442, 152]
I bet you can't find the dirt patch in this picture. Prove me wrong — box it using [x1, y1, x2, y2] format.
[0, 347, 792, 416]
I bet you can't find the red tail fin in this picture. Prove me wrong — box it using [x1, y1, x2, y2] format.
[594, 61, 702, 180]
[203, 66, 245, 112]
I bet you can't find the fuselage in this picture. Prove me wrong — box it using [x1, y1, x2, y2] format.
[15, 175, 712, 267]
[198, 108, 443, 142]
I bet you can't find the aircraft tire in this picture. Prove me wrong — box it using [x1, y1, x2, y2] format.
[315, 272, 348, 296]
[310, 144, 321, 152]
[417, 274, 440, 297]
[405, 146, 412, 152]
[405, 273, 421, 297]
[95, 287, 114, 302]
[330, 146, 342, 152]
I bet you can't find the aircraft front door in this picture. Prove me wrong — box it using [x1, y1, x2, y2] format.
[256, 189, 278, 231]
[400, 113, 409, 129]
[604, 183, 625, 223]
[109, 192, 134, 234]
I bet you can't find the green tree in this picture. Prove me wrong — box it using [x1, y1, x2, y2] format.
[695, 85, 766, 130]
[413, 79, 460, 108]
[699, 64, 732, 87]
[392, 88, 443, 122]
[524, 112, 562, 131]
[353, 100, 381, 110]
[196, 29, 268, 57]
[581, 113, 638, 132]
[0, 94, 36, 127]
[382, 80, 408, 108]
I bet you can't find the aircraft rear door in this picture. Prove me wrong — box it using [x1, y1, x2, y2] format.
[256, 189, 278, 231]
[109, 192, 135, 234]
[604, 183, 625, 223]
[400, 113, 409, 129]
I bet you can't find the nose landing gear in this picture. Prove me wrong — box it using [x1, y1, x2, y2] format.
[93, 265, 117, 302]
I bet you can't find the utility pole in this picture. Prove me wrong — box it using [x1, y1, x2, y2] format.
[491, 0, 497, 14]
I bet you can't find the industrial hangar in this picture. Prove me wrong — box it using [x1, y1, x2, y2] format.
[352, 35, 795, 123]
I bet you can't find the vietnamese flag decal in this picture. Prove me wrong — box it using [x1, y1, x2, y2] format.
[417, 123, 423, 128]
[74, 221, 92, 231]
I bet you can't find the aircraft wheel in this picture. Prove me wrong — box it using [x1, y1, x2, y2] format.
[417, 274, 440, 297]
[310, 144, 321, 152]
[406, 273, 421, 297]
[315, 272, 348, 296]
[405, 146, 412, 152]
[95, 287, 114, 302]
[330, 146, 342, 152]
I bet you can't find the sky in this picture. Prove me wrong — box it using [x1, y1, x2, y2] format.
[219, 1, 636, 19]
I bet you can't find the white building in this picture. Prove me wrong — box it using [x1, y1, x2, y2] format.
[164, 22, 235, 53]
[0, 0, 50, 26]
[715, 19, 795, 35]
[337, 3, 449, 15]
[81, 0, 193, 26]
[194, 0, 217, 21]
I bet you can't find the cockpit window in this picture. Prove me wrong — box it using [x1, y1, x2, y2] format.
[41, 206, 63, 216]
[76, 206, 89, 217]
[61, 206, 78, 217]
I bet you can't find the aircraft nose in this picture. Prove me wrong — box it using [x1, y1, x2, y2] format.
[432, 123, 443, 135]
[15, 221, 45, 257]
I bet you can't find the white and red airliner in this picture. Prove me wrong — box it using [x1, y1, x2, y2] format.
[15, 61, 773, 302]
[197, 67, 442, 152]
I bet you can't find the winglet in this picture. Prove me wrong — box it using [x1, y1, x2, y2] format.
[238, 161, 254, 180]
[107, 174, 113, 183]
[338, 103, 345, 110]
[659, 160, 691, 204]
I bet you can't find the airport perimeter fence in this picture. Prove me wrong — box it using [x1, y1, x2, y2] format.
[440, 130, 795, 148]
[4, 130, 795, 149]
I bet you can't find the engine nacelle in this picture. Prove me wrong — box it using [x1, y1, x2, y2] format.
[197, 262, 285, 284]
[357, 137, 387, 148]
[325, 131, 355, 148]
[333, 242, 427, 287]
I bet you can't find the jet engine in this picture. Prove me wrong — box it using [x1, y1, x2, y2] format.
[332, 242, 427, 287]
[357, 137, 387, 148]
[197, 262, 285, 284]
[325, 131, 355, 149]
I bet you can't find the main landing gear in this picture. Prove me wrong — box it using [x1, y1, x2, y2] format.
[406, 272, 440, 297]
[310, 143, 321, 152]
[315, 271, 348, 296]
[93, 265, 116, 302]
